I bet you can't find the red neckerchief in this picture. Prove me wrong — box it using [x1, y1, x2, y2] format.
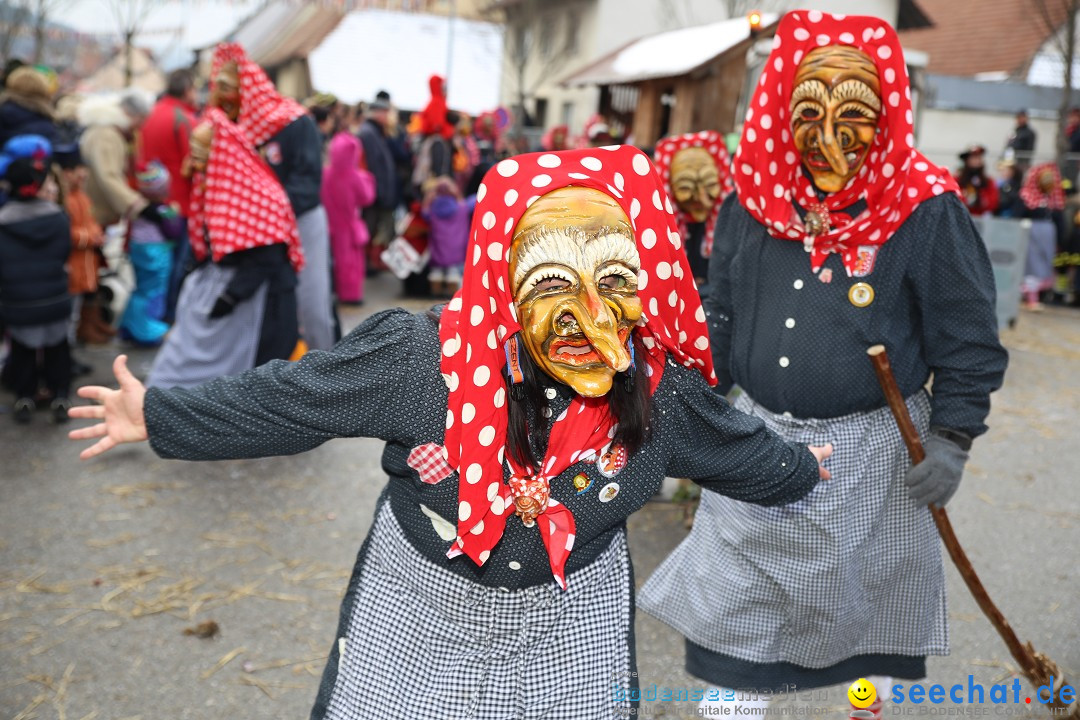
[438, 145, 716, 589]
[210, 43, 308, 148]
[189, 107, 304, 272]
[733, 10, 961, 277]
[653, 131, 735, 257]
[1020, 162, 1065, 211]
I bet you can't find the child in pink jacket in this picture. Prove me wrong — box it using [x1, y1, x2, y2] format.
[322, 132, 376, 304]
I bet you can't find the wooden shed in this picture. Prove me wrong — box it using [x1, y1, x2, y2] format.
[560, 14, 778, 148]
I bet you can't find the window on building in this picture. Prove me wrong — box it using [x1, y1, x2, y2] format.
[562, 101, 574, 128]
[535, 97, 549, 128]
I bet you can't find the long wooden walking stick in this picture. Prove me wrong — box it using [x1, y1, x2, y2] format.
[868, 345, 1077, 718]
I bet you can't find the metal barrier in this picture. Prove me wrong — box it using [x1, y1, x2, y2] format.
[971, 215, 1031, 330]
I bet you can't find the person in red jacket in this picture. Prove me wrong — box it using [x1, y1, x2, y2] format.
[139, 69, 196, 323]
[956, 144, 1000, 216]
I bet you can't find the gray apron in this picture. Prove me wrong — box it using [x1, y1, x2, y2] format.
[638, 391, 948, 668]
[147, 263, 267, 389]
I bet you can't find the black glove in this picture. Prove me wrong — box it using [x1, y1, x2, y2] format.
[208, 293, 237, 319]
[139, 202, 165, 226]
[904, 429, 971, 508]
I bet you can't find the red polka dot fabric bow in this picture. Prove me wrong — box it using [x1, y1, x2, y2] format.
[653, 130, 735, 257]
[438, 145, 716, 589]
[189, 107, 304, 272]
[210, 43, 308, 148]
[733, 10, 960, 277]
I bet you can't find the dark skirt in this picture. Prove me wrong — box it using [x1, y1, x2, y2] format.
[686, 641, 926, 692]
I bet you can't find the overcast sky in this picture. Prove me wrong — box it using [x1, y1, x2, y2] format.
[58, 1, 263, 68]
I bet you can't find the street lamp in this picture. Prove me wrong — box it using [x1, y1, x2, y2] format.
[748, 10, 763, 38]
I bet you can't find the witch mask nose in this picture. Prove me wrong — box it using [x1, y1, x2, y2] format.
[552, 284, 631, 372]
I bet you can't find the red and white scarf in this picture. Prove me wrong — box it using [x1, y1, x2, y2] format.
[210, 43, 309, 148]
[733, 10, 960, 276]
[653, 130, 734, 257]
[439, 146, 715, 589]
[189, 107, 304, 272]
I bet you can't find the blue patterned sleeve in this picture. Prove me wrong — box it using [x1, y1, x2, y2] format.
[145, 309, 436, 460]
[659, 363, 821, 506]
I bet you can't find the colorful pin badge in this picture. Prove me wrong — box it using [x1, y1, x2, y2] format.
[848, 282, 874, 308]
[572, 473, 592, 495]
[599, 482, 620, 503]
[597, 443, 628, 478]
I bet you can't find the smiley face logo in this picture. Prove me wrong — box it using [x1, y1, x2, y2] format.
[848, 678, 877, 709]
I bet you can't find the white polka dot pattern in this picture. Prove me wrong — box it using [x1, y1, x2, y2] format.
[437, 146, 717, 589]
[188, 106, 304, 272]
[732, 11, 960, 277]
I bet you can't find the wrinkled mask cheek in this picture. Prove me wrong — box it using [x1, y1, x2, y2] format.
[517, 293, 562, 382]
[618, 296, 643, 327]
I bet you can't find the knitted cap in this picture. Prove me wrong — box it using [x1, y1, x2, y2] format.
[0, 134, 52, 198]
[136, 161, 170, 199]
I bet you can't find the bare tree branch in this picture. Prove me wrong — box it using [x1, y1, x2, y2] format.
[100, 0, 162, 87]
[0, 0, 34, 62]
[1033, 0, 1068, 56]
[32, 0, 75, 64]
[494, 0, 577, 126]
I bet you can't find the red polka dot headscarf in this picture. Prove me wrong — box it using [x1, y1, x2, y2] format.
[439, 145, 715, 589]
[733, 10, 960, 276]
[1020, 162, 1065, 211]
[189, 107, 304, 272]
[210, 43, 308, 148]
[653, 130, 734, 257]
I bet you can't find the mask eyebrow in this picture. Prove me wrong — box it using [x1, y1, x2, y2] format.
[512, 226, 639, 297]
[513, 227, 584, 296]
[831, 79, 882, 111]
[789, 79, 828, 113]
[585, 230, 639, 275]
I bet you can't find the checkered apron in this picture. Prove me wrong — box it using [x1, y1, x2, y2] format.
[322, 502, 635, 719]
[638, 390, 948, 668]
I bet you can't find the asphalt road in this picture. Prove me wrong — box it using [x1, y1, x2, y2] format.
[2, 274, 1078, 719]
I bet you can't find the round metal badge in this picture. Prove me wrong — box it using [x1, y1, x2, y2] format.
[848, 282, 875, 308]
[598, 482, 621, 503]
[597, 444, 628, 478]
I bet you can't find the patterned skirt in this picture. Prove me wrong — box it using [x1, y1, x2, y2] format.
[311, 499, 636, 719]
[1024, 218, 1058, 293]
[638, 391, 947, 671]
[146, 263, 267, 389]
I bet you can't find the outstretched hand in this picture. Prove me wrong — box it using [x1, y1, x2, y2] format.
[808, 443, 833, 480]
[68, 355, 149, 460]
